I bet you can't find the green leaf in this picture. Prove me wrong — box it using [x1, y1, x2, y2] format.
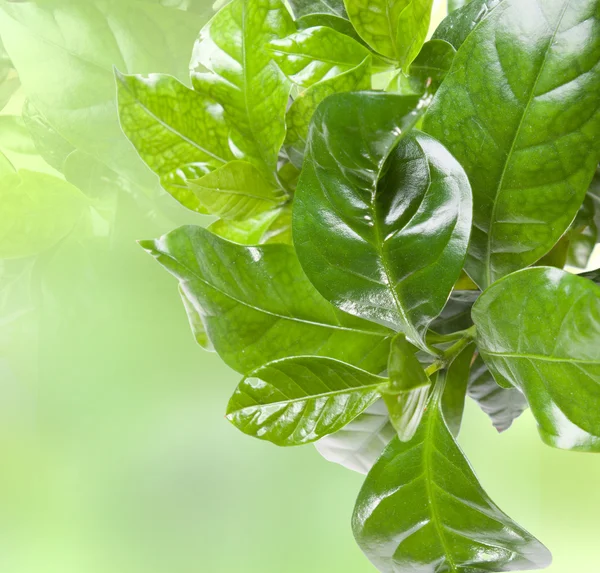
[116, 71, 234, 212]
[22, 100, 75, 172]
[441, 342, 475, 437]
[315, 399, 396, 474]
[473, 267, 600, 452]
[187, 160, 287, 221]
[269, 26, 370, 88]
[0, 116, 36, 155]
[468, 354, 528, 433]
[448, 0, 472, 10]
[581, 268, 600, 286]
[430, 290, 478, 336]
[285, 56, 372, 167]
[566, 195, 598, 269]
[190, 0, 295, 175]
[433, 0, 503, 50]
[352, 376, 552, 572]
[294, 93, 472, 351]
[289, 0, 348, 18]
[208, 210, 284, 245]
[425, 0, 600, 289]
[0, 0, 207, 190]
[0, 170, 87, 259]
[140, 225, 394, 374]
[382, 334, 431, 441]
[226, 356, 385, 446]
[0, 150, 15, 178]
[178, 283, 214, 351]
[344, 0, 434, 68]
[262, 205, 293, 244]
[387, 40, 456, 95]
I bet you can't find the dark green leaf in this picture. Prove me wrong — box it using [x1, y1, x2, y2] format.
[473, 267, 600, 452]
[468, 354, 528, 433]
[226, 356, 385, 446]
[294, 93, 472, 351]
[140, 226, 394, 374]
[580, 268, 600, 286]
[425, 0, 600, 289]
[430, 290, 479, 335]
[315, 400, 396, 474]
[296, 13, 363, 43]
[344, 0, 434, 69]
[441, 342, 475, 437]
[190, 0, 295, 175]
[352, 376, 552, 572]
[433, 0, 503, 49]
[116, 71, 234, 212]
[382, 334, 431, 441]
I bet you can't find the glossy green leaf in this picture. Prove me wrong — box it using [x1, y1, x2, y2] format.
[0, 0, 207, 190]
[262, 205, 293, 244]
[315, 399, 395, 474]
[289, 0, 364, 44]
[285, 57, 372, 167]
[116, 71, 234, 211]
[441, 342, 475, 437]
[289, 0, 348, 18]
[140, 225, 393, 374]
[387, 40, 456, 95]
[425, 0, 600, 289]
[0, 116, 36, 155]
[0, 170, 87, 259]
[344, 0, 434, 69]
[382, 334, 431, 441]
[430, 290, 478, 336]
[187, 161, 287, 221]
[352, 376, 552, 573]
[269, 26, 370, 88]
[473, 267, 600, 452]
[190, 0, 295, 174]
[294, 93, 472, 350]
[226, 356, 385, 446]
[208, 210, 283, 245]
[179, 283, 214, 351]
[433, 0, 503, 49]
[468, 354, 528, 433]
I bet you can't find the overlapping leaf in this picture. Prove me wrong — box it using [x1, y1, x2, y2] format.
[294, 93, 472, 351]
[473, 267, 600, 451]
[140, 226, 393, 374]
[425, 0, 600, 288]
[226, 356, 385, 446]
[353, 379, 552, 573]
[441, 342, 475, 437]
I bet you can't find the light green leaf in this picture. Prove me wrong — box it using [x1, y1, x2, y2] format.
[190, 0, 295, 175]
[566, 196, 598, 269]
[0, 150, 15, 178]
[468, 354, 528, 433]
[289, 0, 348, 18]
[226, 356, 385, 446]
[344, 0, 434, 68]
[140, 225, 394, 374]
[0, 170, 87, 259]
[178, 283, 214, 351]
[382, 334, 431, 441]
[315, 399, 395, 474]
[425, 0, 600, 289]
[441, 342, 475, 437]
[285, 56, 372, 167]
[473, 267, 600, 452]
[116, 71, 234, 212]
[207, 209, 284, 245]
[269, 26, 370, 88]
[0, 0, 208, 190]
[0, 116, 36, 155]
[187, 161, 287, 221]
[352, 376, 552, 572]
[448, 0, 472, 10]
[294, 92, 472, 351]
[262, 205, 293, 244]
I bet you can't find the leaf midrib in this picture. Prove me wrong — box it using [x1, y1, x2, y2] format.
[482, 350, 599, 366]
[485, 0, 571, 286]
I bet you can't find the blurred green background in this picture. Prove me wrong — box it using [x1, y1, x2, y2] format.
[0, 0, 599, 572]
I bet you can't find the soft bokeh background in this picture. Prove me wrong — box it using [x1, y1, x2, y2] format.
[0, 0, 599, 572]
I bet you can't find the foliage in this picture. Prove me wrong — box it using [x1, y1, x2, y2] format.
[117, 0, 600, 571]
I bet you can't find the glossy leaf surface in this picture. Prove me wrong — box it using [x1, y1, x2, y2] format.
[140, 226, 393, 374]
[315, 399, 395, 474]
[441, 342, 475, 437]
[226, 356, 385, 446]
[468, 355, 528, 433]
[353, 379, 552, 573]
[116, 72, 233, 211]
[187, 161, 287, 220]
[473, 267, 600, 451]
[382, 335, 431, 441]
[294, 93, 472, 350]
[425, 0, 600, 289]
[190, 0, 294, 175]
[344, 0, 433, 69]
